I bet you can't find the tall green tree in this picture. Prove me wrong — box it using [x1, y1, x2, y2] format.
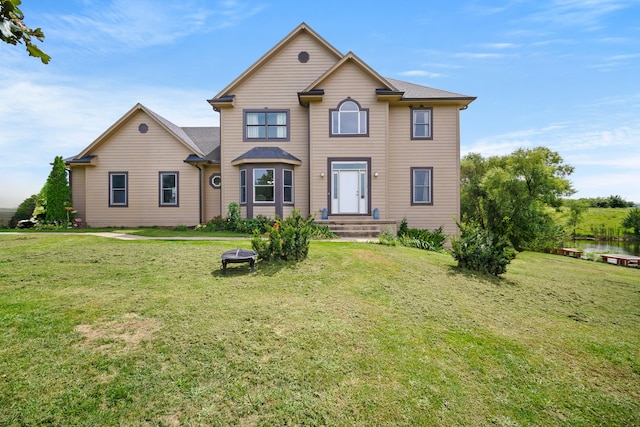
[461, 147, 575, 251]
[622, 208, 640, 239]
[0, 0, 50, 63]
[43, 156, 71, 223]
[565, 199, 588, 238]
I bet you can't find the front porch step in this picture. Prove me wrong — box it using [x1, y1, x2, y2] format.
[320, 219, 397, 239]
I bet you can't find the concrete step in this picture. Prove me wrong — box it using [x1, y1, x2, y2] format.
[320, 219, 397, 239]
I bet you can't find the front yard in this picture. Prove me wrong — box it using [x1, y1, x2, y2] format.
[0, 234, 638, 426]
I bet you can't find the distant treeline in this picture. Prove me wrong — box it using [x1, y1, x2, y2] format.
[565, 195, 636, 208]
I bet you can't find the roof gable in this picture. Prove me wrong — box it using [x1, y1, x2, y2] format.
[74, 103, 216, 160]
[209, 22, 343, 102]
[303, 51, 397, 93]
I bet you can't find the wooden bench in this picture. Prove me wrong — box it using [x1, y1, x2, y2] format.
[598, 254, 640, 267]
[557, 248, 583, 258]
[221, 248, 257, 274]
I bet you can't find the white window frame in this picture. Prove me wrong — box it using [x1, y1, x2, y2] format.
[254, 168, 275, 203]
[240, 169, 247, 204]
[283, 169, 294, 204]
[331, 99, 368, 136]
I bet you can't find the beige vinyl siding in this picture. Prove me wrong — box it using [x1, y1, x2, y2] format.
[387, 104, 461, 235]
[220, 32, 340, 218]
[70, 167, 86, 223]
[83, 110, 201, 227]
[202, 165, 222, 222]
[308, 61, 388, 218]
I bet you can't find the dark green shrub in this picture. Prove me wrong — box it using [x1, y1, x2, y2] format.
[451, 222, 516, 276]
[251, 210, 313, 262]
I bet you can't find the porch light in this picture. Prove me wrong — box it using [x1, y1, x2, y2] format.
[374, 171, 379, 177]
[320, 172, 325, 178]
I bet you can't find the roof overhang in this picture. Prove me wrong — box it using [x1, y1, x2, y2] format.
[65, 155, 97, 166]
[298, 89, 325, 106]
[231, 147, 302, 166]
[207, 95, 235, 111]
[376, 88, 404, 102]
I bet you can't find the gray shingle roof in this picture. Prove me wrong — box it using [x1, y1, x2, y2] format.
[232, 146, 301, 163]
[385, 78, 475, 100]
[182, 127, 220, 162]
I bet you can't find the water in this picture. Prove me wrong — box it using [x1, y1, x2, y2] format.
[572, 239, 640, 256]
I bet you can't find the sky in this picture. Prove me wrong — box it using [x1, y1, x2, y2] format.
[1, 0, 639, 208]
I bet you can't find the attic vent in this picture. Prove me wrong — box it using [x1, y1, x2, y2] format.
[298, 51, 309, 63]
[138, 123, 148, 134]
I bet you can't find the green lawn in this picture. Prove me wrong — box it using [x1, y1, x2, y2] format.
[1, 234, 638, 426]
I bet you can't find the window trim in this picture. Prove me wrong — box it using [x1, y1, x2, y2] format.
[330, 98, 369, 137]
[240, 169, 247, 204]
[411, 167, 433, 205]
[243, 109, 290, 142]
[159, 171, 179, 207]
[253, 168, 275, 203]
[283, 169, 294, 204]
[411, 107, 433, 140]
[109, 172, 128, 207]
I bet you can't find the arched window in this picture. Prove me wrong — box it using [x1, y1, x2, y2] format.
[330, 99, 368, 136]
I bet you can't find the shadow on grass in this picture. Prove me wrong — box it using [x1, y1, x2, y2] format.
[446, 265, 519, 287]
[210, 258, 296, 277]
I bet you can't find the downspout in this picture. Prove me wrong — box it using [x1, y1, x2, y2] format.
[194, 164, 203, 224]
[307, 105, 311, 216]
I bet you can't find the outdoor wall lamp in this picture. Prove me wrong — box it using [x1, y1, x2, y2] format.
[374, 171, 379, 177]
[320, 172, 325, 178]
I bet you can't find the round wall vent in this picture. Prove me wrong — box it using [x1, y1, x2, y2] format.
[298, 51, 309, 63]
[138, 123, 149, 133]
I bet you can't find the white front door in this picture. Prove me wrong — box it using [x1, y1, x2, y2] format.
[331, 162, 367, 214]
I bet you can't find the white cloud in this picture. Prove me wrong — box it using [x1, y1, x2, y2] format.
[397, 70, 443, 78]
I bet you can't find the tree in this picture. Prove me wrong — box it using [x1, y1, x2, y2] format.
[461, 147, 575, 251]
[43, 156, 72, 223]
[0, 0, 50, 64]
[622, 208, 640, 239]
[8, 193, 37, 227]
[565, 199, 588, 238]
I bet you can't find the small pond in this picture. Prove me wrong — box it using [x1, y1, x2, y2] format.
[571, 240, 640, 256]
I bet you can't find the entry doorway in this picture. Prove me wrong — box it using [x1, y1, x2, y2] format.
[330, 161, 368, 214]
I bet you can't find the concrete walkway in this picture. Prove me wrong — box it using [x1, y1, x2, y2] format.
[1, 231, 376, 243]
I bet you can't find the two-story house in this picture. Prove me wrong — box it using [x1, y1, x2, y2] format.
[67, 23, 475, 236]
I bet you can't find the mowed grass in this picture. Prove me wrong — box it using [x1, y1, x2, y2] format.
[0, 235, 639, 426]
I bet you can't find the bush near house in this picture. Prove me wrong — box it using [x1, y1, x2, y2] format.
[252, 210, 314, 262]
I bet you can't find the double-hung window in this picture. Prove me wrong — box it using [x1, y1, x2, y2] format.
[411, 107, 433, 139]
[283, 169, 293, 203]
[109, 172, 128, 207]
[254, 168, 274, 203]
[245, 110, 288, 141]
[240, 170, 247, 204]
[331, 99, 368, 136]
[411, 167, 433, 205]
[159, 172, 178, 206]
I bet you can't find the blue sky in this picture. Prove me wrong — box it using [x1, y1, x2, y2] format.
[1, 0, 639, 208]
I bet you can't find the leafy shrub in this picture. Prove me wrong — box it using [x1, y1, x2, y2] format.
[251, 210, 313, 262]
[378, 229, 398, 246]
[397, 218, 447, 252]
[451, 222, 516, 276]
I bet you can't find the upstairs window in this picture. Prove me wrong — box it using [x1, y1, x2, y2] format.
[159, 172, 178, 206]
[109, 172, 128, 207]
[411, 107, 433, 139]
[244, 110, 289, 141]
[331, 99, 368, 136]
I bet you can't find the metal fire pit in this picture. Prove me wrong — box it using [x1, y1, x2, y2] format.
[221, 248, 257, 274]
